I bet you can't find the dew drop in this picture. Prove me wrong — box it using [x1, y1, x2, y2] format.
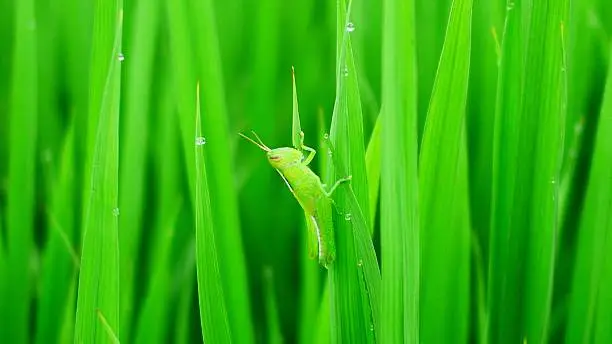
[357, 259, 363, 267]
[343, 66, 349, 77]
[327, 149, 332, 157]
[346, 22, 356, 32]
[118, 53, 125, 62]
[113, 208, 120, 216]
[345, 213, 352, 221]
[323, 133, 329, 140]
[507, 2, 515, 10]
[195, 136, 206, 146]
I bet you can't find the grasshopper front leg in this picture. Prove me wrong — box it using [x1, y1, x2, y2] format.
[324, 175, 352, 198]
[299, 131, 316, 165]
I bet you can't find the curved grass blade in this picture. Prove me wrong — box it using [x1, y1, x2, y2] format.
[194, 83, 232, 343]
[365, 114, 381, 233]
[565, 51, 612, 344]
[74, 2, 123, 342]
[188, 0, 255, 339]
[488, 0, 568, 342]
[292, 67, 303, 150]
[118, 0, 160, 337]
[35, 126, 77, 344]
[325, 0, 379, 342]
[418, 0, 473, 342]
[3, 0, 37, 340]
[264, 268, 283, 344]
[381, 0, 419, 340]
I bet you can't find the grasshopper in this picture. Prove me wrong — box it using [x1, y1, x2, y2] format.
[239, 130, 351, 268]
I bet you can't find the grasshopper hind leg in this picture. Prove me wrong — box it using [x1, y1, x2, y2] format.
[305, 214, 319, 260]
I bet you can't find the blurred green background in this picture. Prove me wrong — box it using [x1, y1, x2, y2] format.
[1, 0, 612, 342]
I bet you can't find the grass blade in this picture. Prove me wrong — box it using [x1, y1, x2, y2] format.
[380, 0, 419, 342]
[189, 0, 255, 339]
[35, 126, 78, 344]
[488, 0, 568, 342]
[264, 268, 283, 344]
[194, 83, 232, 343]
[73, 1, 123, 341]
[364, 114, 381, 232]
[2, 0, 37, 340]
[292, 67, 303, 149]
[565, 52, 612, 344]
[418, 0, 472, 342]
[118, 0, 160, 337]
[325, 1, 380, 342]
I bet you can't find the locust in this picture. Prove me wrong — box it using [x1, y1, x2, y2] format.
[239, 130, 351, 268]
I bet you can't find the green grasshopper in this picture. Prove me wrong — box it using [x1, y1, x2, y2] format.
[239, 130, 351, 268]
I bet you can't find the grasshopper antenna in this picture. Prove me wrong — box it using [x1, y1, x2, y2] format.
[250, 130, 272, 151]
[239, 132, 271, 152]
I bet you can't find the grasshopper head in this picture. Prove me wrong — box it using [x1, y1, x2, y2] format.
[267, 147, 302, 169]
[239, 131, 303, 169]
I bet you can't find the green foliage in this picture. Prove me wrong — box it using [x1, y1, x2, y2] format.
[1, 0, 612, 342]
[74, 0, 123, 341]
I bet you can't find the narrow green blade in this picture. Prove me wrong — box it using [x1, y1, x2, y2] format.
[566, 51, 612, 344]
[364, 114, 381, 233]
[264, 268, 283, 344]
[194, 83, 232, 343]
[488, 0, 568, 342]
[3, 0, 37, 340]
[118, 0, 160, 337]
[35, 126, 78, 344]
[325, 1, 380, 342]
[292, 67, 303, 150]
[419, 0, 473, 342]
[189, 0, 255, 339]
[380, 0, 419, 341]
[74, 1, 123, 341]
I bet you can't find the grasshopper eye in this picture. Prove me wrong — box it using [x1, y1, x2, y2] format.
[269, 155, 281, 161]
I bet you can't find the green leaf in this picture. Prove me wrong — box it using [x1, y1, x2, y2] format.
[380, 0, 419, 341]
[325, 1, 380, 343]
[488, 0, 568, 342]
[188, 0, 255, 339]
[73, 1, 123, 342]
[3, 0, 37, 340]
[292, 67, 303, 150]
[194, 83, 232, 343]
[364, 114, 381, 233]
[118, 0, 160, 337]
[418, 0, 472, 342]
[566, 51, 612, 344]
[35, 126, 78, 344]
[264, 268, 283, 344]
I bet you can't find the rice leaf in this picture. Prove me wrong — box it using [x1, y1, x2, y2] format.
[380, 0, 420, 341]
[325, 0, 380, 342]
[488, 0, 568, 341]
[133, 65, 181, 344]
[3, 0, 37, 340]
[35, 125, 77, 344]
[194, 83, 232, 343]
[292, 67, 303, 150]
[188, 0, 255, 339]
[264, 268, 283, 344]
[418, 0, 472, 342]
[364, 114, 381, 232]
[118, 0, 160, 337]
[73, 1, 123, 341]
[565, 51, 612, 344]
